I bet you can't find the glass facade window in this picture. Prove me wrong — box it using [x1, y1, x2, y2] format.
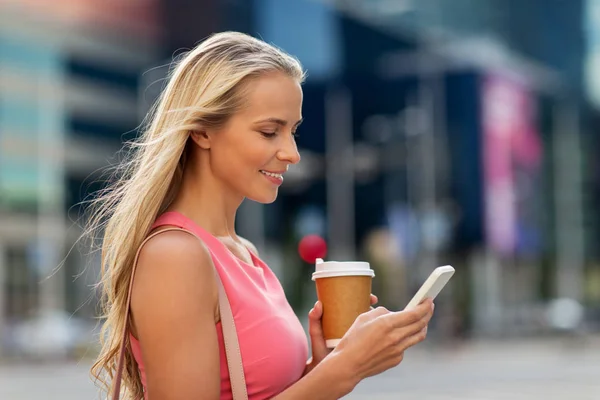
[0, 39, 64, 211]
[255, 0, 341, 81]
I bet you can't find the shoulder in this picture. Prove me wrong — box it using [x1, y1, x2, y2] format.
[239, 236, 259, 256]
[138, 227, 211, 263]
[130, 228, 218, 320]
[134, 228, 215, 278]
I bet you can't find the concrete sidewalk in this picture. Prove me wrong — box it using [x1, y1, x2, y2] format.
[1, 336, 599, 400]
[348, 336, 600, 399]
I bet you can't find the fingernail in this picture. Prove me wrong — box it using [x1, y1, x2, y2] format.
[431, 303, 435, 311]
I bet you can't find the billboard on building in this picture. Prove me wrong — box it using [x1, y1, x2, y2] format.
[482, 74, 542, 256]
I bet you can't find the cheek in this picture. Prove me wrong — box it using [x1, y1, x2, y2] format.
[213, 137, 270, 176]
[237, 138, 273, 167]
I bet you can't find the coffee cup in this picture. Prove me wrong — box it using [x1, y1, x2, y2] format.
[312, 258, 375, 348]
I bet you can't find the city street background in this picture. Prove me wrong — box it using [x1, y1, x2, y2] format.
[2, 0, 600, 399]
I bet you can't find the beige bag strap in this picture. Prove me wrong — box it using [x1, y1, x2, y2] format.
[111, 227, 248, 400]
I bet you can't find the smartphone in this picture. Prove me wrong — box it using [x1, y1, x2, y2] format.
[404, 265, 455, 310]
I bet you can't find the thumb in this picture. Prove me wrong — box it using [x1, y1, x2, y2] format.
[363, 305, 390, 321]
[308, 301, 329, 361]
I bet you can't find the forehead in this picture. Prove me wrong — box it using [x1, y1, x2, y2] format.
[238, 72, 303, 119]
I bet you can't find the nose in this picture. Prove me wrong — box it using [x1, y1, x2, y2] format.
[277, 135, 301, 165]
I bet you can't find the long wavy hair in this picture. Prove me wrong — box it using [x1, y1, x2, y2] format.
[86, 31, 305, 399]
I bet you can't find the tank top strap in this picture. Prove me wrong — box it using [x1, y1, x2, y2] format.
[151, 211, 231, 259]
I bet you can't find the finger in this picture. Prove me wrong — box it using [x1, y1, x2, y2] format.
[365, 305, 389, 319]
[390, 317, 430, 346]
[370, 294, 378, 305]
[308, 302, 329, 360]
[309, 300, 323, 320]
[408, 298, 434, 320]
[384, 299, 433, 329]
[398, 326, 429, 351]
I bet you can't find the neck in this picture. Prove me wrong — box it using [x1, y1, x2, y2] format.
[167, 158, 243, 238]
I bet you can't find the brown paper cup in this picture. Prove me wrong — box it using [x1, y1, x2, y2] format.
[315, 275, 372, 347]
[312, 259, 375, 348]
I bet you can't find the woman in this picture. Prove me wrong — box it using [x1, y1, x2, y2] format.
[88, 31, 434, 400]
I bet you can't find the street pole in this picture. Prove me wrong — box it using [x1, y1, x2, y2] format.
[417, 76, 438, 283]
[325, 85, 355, 261]
[553, 101, 585, 303]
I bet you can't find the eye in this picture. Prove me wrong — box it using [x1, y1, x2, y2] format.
[292, 130, 300, 139]
[260, 131, 277, 137]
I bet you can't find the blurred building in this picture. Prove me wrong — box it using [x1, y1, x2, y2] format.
[0, 0, 598, 358]
[0, 1, 162, 356]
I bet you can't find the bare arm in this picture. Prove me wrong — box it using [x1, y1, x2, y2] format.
[271, 353, 357, 400]
[130, 230, 220, 400]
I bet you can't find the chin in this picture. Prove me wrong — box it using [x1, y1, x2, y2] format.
[248, 190, 279, 204]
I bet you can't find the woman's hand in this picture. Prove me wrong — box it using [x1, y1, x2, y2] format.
[305, 294, 378, 374]
[330, 299, 434, 386]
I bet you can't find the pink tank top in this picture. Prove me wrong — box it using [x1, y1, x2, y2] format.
[129, 211, 309, 399]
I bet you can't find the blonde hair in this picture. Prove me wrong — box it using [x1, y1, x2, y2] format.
[86, 31, 305, 399]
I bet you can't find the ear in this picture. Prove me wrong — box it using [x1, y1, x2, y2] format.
[190, 130, 211, 150]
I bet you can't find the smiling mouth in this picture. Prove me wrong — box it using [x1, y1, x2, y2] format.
[260, 170, 284, 183]
[260, 170, 283, 179]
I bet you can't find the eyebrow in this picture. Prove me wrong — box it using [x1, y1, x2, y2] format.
[256, 117, 304, 127]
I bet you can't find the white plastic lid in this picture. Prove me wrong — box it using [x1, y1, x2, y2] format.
[312, 258, 375, 280]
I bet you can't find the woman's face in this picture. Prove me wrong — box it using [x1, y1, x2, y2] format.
[199, 71, 303, 204]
